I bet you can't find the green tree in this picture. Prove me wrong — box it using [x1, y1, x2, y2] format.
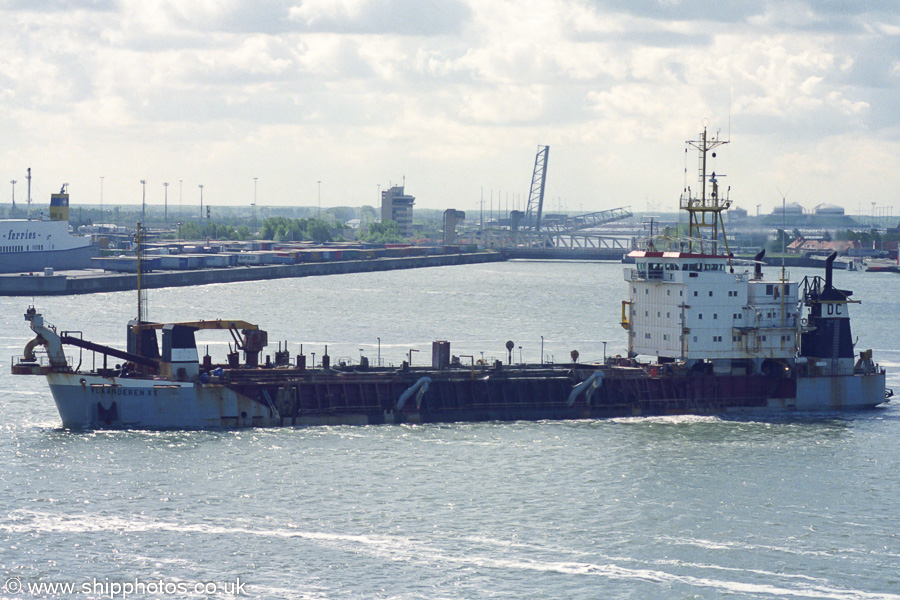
[359, 205, 378, 225]
[307, 220, 333, 243]
[359, 220, 405, 243]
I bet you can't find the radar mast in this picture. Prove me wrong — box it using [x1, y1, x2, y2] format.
[680, 125, 732, 258]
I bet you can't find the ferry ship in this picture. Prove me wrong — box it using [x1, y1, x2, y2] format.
[11, 128, 890, 429]
[0, 185, 98, 274]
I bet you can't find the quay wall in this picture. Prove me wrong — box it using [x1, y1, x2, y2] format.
[0, 251, 506, 296]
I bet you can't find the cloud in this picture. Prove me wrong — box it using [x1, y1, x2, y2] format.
[288, 0, 472, 36]
[0, 0, 898, 213]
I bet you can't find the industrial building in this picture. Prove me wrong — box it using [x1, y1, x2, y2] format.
[381, 186, 415, 236]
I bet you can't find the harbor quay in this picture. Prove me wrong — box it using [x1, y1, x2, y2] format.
[0, 251, 505, 296]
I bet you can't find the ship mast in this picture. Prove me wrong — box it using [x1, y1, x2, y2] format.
[681, 125, 732, 259]
[135, 222, 147, 359]
[26, 168, 31, 217]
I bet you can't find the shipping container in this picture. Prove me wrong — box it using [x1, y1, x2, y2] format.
[91, 256, 160, 273]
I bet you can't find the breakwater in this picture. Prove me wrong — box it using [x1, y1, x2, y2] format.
[0, 251, 505, 296]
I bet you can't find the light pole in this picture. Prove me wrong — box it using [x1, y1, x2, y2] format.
[252, 177, 258, 230]
[100, 176, 104, 214]
[317, 180, 321, 216]
[140, 179, 146, 223]
[603, 341, 607, 364]
[199, 184, 204, 225]
[540, 336, 544, 365]
[163, 182, 169, 225]
[179, 180, 183, 215]
[10, 180, 16, 208]
[377, 337, 381, 367]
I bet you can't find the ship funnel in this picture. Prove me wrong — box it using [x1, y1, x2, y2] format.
[753, 249, 765, 279]
[824, 251, 836, 290]
[49, 190, 70, 222]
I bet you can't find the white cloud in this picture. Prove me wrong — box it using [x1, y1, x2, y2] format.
[0, 0, 897, 214]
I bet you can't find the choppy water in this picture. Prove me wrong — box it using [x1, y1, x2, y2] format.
[1, 261, 899, 599]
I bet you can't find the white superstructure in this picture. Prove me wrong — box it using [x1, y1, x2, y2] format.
[624, 253, 798, 367]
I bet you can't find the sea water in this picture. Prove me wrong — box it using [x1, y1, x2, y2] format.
[1, 260, 899, 599]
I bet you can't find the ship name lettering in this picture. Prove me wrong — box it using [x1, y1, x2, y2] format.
[826, 303, 842, 316]
[90, 387, 158, 396]
[7, 230, 37, 240]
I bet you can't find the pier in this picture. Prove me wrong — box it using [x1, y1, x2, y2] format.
[0, 251, 506, 296]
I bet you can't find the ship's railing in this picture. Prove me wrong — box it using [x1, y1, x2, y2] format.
[679, 195, 732, 211]
[10, 352, 73, 370]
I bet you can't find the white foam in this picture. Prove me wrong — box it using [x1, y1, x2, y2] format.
[6, 511, 898, 600]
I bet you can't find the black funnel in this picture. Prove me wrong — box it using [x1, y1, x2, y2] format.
[754, 249, 765, 279]
[825, 251, 836, 290]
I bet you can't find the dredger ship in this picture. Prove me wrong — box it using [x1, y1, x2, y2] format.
[12, 128, 890, 429]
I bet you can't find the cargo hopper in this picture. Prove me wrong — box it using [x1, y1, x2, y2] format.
[11, 127, 890, 429]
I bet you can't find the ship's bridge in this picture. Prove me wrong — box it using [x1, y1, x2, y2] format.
[625, 251, 740, 285]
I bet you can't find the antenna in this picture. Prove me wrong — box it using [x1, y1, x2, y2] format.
[728, 86, 732, 141]
[775, 186, 789, 327]
[775, 186, 790, 297]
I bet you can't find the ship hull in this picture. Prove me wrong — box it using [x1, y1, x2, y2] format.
[44, 369, 887, 430]
[47, 373, 281, 429]
[0, 244, 98, 274]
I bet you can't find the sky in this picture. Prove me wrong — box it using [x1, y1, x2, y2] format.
[1, 0, 898, 218]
